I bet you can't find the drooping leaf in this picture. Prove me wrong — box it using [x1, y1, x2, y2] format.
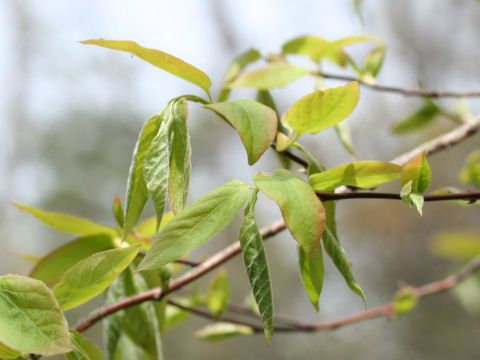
[310, 161, 402, 192]
[168, 98, 191, 214]
[112, 196, 125, 228]
[334, 121, 356, 157]
[124, 114, 162, 239]
[253, 169, 325, 256]
[298, 245, 324, 311]
[393, 286, 417, 317]
[460, 149, 480, 189]
[239, 191, 274, 341]
[53, 245, 140, 310]
[363, 45, 386, 77]
[218, 48, 262, 102]
[207, 270, 230, 317]
[205, 99, 277, 165]
[228, 62, 310, 89]
[81, 39, 212, 95]
[194, 322, 253, 341]
[0, 275, 72, 355]
[393, 98, 441, 134]
[144, 114, 171, 231]
[430, 230, 480, 260]
[285, 82, 360, 136]
[66, 330, 106, 360]
[138, 180, 250, 271]
[29, 234, 114, 286]
[12, 202, 116, 238]
[0, 341, 21, 359]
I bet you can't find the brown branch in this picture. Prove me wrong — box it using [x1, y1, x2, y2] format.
[318, 71, 480, 98]
[317, 190, 480, 202]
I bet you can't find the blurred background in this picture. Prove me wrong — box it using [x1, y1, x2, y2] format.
[1, 0, 479, 359]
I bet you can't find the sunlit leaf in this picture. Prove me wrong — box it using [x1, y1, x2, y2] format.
[0, 275, 71, 355]
[168, 98, 191, 214]
[112, 196, 125, 228]
[253, 169, 325, 256]
[205, 99, 277, 165]
[138, 180, 250, 271]
[12, 202, 116, 238]
[239, 191, 274, 342]
[363, 45, 386, 77]
[460, 149, 480, 189]
[310, 161, 402, 192]
[53, 245, 140, 310]
[392, 98, 441, 134]
[124, 115, 162, 239]
[66, 330, 106, 360]
[393, 286, 417, 317]
[208, 270, 230, 317]
[430, 230, 480, 260]
[228, 62, 310, 89]
[29, 234, 114, 286]
[81, 39, 212, 95]
[402, 152, 431, 194]
[0, 341, 21, 359]
[194, 322, 253, 341]
[298, 245, 324, 311]
[285, 82, 360, 136]
[136, 212, 174, 238]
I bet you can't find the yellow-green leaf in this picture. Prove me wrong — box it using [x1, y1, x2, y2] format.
[430, 230, 480, 260]
[298, 245, 324, 311]
[207, 270, 230, 317]
[285, 82, 360, 136]
[393, 98, 441, 134]
[0, 341, 21, 359]
[228, 63, 309, 89]
[401, 152, 431, 194]
[67, 330, 106, 360]
[205, 99, 277, 165]
[81, 39, 211, 95]
[310, 161, 402, 192]
[393, 286, 417, 317]
[460, 149, 480, 189]
[135, 212, 174, 239]
[195, 322, 253, 341]
[253, 169, 325, 256]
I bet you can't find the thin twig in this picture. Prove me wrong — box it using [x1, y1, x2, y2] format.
[317, 190, 480, 202]
[318, 71, 480, 98]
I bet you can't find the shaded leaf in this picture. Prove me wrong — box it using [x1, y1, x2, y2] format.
[205, 99, 277, 165]
[310, 161, 402, 192]
[253, 169, 325, 256]
[81, 39, 211, 95]
[138, 180, 250, 271]
[285, 82, 360, 136]
[165, 297, 193, 330]
[460, 149, 480, 189]
[393, 98, 441, 134]
[12, 202, 116, 238]
[0, 275, 71, 355]
[430, 230, 480, 260]
[228, 63, 309, 89]
[67, 330, 106, 360]
[0, 341, 21, 359]
[53, 245, 140, 310]
[29, 234, 114, 286]
[112, 196, 124, 228]
[239, 191, 273, 341]
[298, 245, 324, 311]
[208, 270, 230, 317]
[195, 322, 253, 341]
[334, 121, 356, 157]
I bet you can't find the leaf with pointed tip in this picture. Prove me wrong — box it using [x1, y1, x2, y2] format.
[402, 152, 431, 194]
[228, 63, 309, 89]
[81, 39, 212, 95]
[29, 234, 114, 286]
[168, 99, 191, 214]
[285, 82, 360, 136]
[138, 180, 250, 271]
[239, 191, 273, 342]
[310, 161, 402, 192]
[112, 196, 124, 227]
[205, 99, 277, 165]
[66, 330, 106, 360]
[298, 245, 324, 311]
[124, 115, 162, 239]
[363, 45, 386, 77]
[0, 275, 72, 355]
[195, 323, 253, 341]
[53, 245, 140, 310]
[393, 98, 440, 134]
[207, 270, 230, 317]
[218, 48, 262, 102]
[335, 121, 356, 157]
[253, 169, 325, 256]
[12, 202, 116, 237]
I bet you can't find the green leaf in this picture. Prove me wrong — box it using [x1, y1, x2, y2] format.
[392, 98, 441, 134]
[165, 297, 193, 330]
[310, 161, 402, 192]
[205, 99, 277, 165]
[239, 191, 273, 342]
[298, 245, 324, 311]
[207, 270, 230, 317]
[218, 48, 262, 102]
[112, 196, 125, 228]
[228, 62, 310, 89]
[144, 114, 171, 231]
[29, 234, 115, 286]
[393, 286, 417, 317]
[53, 245, 140, 310]
[401, 152, 431, 194]
[285, 82, 360, 136]
[363, 45, 386, 77]
[124, 114, 162, 239]
[135, 212, 174, 239]
[430, 230, 480, 260]
[168, 98, 191, 214]
[138, 180, 250, 271]
[194, 322, 253, 341]
[0, 275, 72, 355]
[253, 169, 325, 256]
[0, 341, 21, 359]
[460, 149, 480, 189]
[67, 330, 106, 360]
[323, 202, 366, 305]
[81, 39, 212, 95]
[334, 121, 356, 157]
[12, 202, 116, 237]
